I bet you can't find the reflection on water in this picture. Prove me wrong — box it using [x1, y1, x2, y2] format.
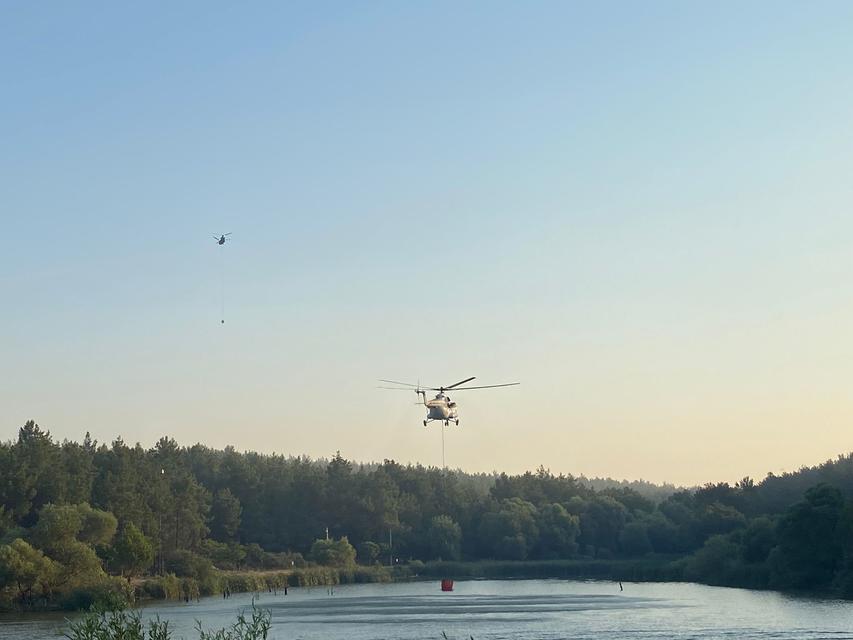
[2, 579, 853, 640]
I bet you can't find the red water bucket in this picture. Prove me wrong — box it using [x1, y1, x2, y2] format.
[441, 579, 454, 592]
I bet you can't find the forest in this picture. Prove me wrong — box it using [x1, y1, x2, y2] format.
[2, 420, 853, 610]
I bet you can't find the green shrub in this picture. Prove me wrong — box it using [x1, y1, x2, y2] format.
[65, 606, 271, 640]
[196, 605, 271, 640]
[164, 551, 214, 578]
[241, 546, 304, 571]
[357, 541, 381, 565]
[200, 540, 246, 571]
[308, 537, 356, 567]
[59, 576, 133, 611]
[407, 560, 425, 575]
[65, 609, 171, 640]
[138, 574, 182, 600]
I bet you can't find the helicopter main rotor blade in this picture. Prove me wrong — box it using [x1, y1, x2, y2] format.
[445, 383, 520, 391]
[445, 376, 476, 390]
[379, 386, 444, 393]
[377, 386, 425, 390]
[378, 379, 422, 388]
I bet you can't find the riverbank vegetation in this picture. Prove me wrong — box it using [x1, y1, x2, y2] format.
[3, 420, 853, 609]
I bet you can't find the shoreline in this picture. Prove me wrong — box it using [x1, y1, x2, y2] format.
[2, 555, 845, 614]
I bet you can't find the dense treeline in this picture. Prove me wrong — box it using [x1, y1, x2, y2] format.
[2, 420, 853, 609]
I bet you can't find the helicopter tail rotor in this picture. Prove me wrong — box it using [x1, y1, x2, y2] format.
[414, 379, 428, 405]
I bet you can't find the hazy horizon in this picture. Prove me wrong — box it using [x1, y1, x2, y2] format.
[4, 2, 853, 486]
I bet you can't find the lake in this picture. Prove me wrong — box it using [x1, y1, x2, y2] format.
[2, 579, 852, 640]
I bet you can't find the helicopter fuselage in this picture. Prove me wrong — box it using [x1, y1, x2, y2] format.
[419, 392, 459, 425]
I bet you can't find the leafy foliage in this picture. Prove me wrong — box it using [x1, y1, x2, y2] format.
[427, 516, 462, 561]
[357, 541, 381, 565]
[111, 524, 154, 578]
[309, 537, 356, 567]
[65, 609, 170, 640]
[210, 490, 242, 543]
[64, 607, 271, 640]
[196, 606, 271, 640]
[0, 538, 58, 603]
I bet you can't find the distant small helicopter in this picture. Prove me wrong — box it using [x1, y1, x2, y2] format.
[213, 233, 232, 245]
[379, 377, 519, 426]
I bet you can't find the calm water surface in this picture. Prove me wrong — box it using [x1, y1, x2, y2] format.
[1, 580, 852, 640]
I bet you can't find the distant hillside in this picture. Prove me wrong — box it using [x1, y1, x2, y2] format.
[577, 476, 679, 503]
[355, 461, 679, 501]
[748, 452, 853, 514]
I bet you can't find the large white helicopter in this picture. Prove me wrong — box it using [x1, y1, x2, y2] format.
[379, 377, 519, 426]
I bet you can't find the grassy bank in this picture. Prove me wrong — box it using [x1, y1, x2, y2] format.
[34, 557, 686, 611]
[133, 564, 394, 604]
[420, 557, 686, 583]
[0, 565, 395, 612]
[417, 558, 841, 599]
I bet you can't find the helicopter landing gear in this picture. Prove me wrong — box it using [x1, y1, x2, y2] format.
[423, 420, 427, 427]
[455, 419, 459, 426]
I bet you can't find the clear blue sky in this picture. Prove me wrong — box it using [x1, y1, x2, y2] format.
[3, 2, 853, 484]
